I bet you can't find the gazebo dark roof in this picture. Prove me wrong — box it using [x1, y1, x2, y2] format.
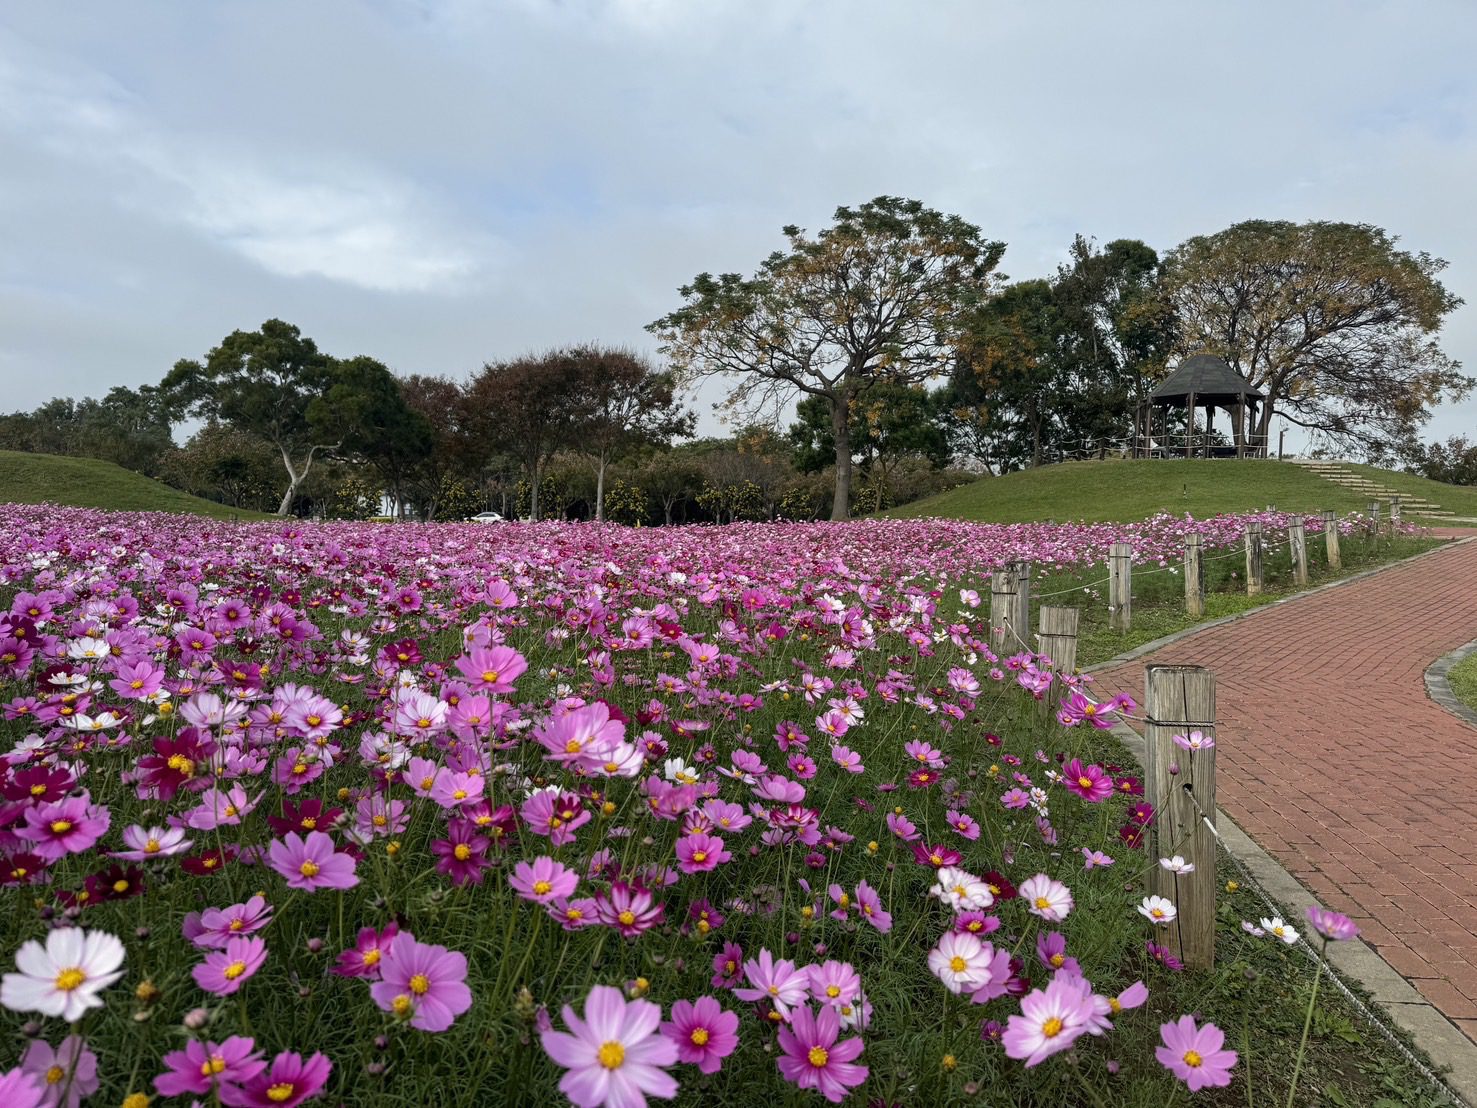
[1150, 354, 1264, 403]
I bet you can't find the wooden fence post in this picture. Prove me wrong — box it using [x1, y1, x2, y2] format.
[1145, 663, 1217, 969]
[1322, 509, 1341, 570]
[1289, 518, 1308, 587]
[1390, 496, 1402, 533]
[1037, 605, 1080, 675]
[989, 565, 1016, 651]
[1010, 560, 1032, 651]
[1183, 534, 1204, 618]
[1244, 522, 1264, 596]
[1108, 543, 1133, 632]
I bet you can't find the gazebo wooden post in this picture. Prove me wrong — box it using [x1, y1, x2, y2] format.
[1205, 404, 1215, 457]
[1185, 391, 1195, 458]
[1235, 400, 1245, 458]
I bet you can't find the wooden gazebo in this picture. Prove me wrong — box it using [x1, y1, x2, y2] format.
[1135, 353, 1266, 458]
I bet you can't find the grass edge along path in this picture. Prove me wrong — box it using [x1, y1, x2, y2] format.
[1449, 652, 1477, 713]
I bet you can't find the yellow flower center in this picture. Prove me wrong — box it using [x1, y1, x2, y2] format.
[1034, 896, 1051, 910]
[1041, 1017, 1064, 1038]
[113, 879, 130, 894]
[49, 820, 73, 834]
[597, 1041, 625, 1069]
[266, 1082, 296, 1102]
[452, 789, 467, 800]
[1050, 953, 1064, 967]
[1184, 1050, 1203, 1067]
[482, 670, 499, 684]
[565, 739, 583, 754]
[807, 1046, 829, 1068]
[691, 1027, 710, 1045]
[826, 984, 841, 998]
[454, 844, 472, 861]
[29, 783, 46, 796]
[363, 949, 381, 966]
[54, 967, 85, 991]
[1108, 998, 1122, 1013]
[299, 860, 320, 878]
[949, 955, 967, 973]
[618, 910, 636, 926]
[533, 880, 552, 895]
[144, 838, 161, 853]
[409, 974, 430, 995]
[167, 754, 195, 776]
[392, 995, 413, 1015]
[201, 1056, 227, 1076]
[223, 961, 248, 980]
[692, 851, 707, 863]
[45, 1065, 65, 1084]
[1078, 776, 1093, 790]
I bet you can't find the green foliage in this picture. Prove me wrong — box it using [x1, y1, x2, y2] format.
[322, 474, 381, 520]
[696, 478, 764, 523]
[1448, 652, 1477, 713]
[0, 386, 176, 476]
[0, 450, 275, 519]
[430, 476, 483, 522]
[602, 479, 648, 525]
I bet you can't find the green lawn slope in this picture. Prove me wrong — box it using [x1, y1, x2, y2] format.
[1341, 462, 1477, 517]
[0, 450, 275, 520]
[886, 458, 1459, 523]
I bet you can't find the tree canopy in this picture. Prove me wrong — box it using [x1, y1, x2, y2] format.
[649, 196, 1005, 519]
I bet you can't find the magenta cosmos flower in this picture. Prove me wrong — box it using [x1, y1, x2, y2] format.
[674, 832, 731, 875]
[776, 1003, 868, 1103]
[1156, 1015, 1237, 1091]
[267, 831, 358, 891]
[540, 984, 679, 1108]
[510, 856, 579, 904]
[332, 923, 399, 979]
[1062, 759, 1114, 803]
[193, 935, 268, 996]
[155, 1036, 266, 1098]
[17, 793, 110, 861]
[0, 1067, 43, 1108]
[660, 995, 739, 1075]
[20, 1035, 98, 1108]
[219, 1050, 331, 1108]
[1305, 905, 1360, 942]
[734, 948, 809, 1019]
[369, 933, 472, 1032]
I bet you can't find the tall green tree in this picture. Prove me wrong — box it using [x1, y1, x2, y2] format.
[649, 196, 1005, 520]
[788, 382, 950, 478]
[1162, 220, 1470, 455]
[161, 320, 342, 516]
[320, 356, 432, 519]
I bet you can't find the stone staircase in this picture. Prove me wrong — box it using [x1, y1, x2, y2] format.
[1287, 459, 1457, 520]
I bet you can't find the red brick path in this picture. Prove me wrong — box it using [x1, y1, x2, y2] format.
[1093, 532, 1477, 1038]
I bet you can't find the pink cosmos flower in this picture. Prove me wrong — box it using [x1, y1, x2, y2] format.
[369, 933, 472, 1032]
[1172, 729, 1215, 752]
[806, 961, 862, 1008]
[20, 1035, 97, 1108]
[830, 746, 864, 773]
[1061, 758, 1114, 803]
[1000, 788, 1031, 810]
[885, 811, 920, 841]
[945, 809, 981, 840]
[110, 824, 192, 860]
[775, 1003, 868, 1103]
[1019, 874, 1074, 922]
[711, 943, 744, 990]
[192, 936, 268, 996]
[17, 792, 110, 861]
[1081, 847, 1114, 870]
[1036, 932, 1080, 976]
[854, 880, 892, 933]
[332, 923, 400, 979]
[1306, 905, 1360, 942]
[674, 832, 731, 875]
[511, 856, 580, 904]
[735, 948, 809, 1019]
[929, 931, 994, 994]
[660, 995, 739, 1075]
[1107, 980, 1149, 1019]
[455, 645, 528, 694]
[267, 831, 358, 892]
[1001, 973, 1099, 1066]
[540, 984, 678, 1108]
[0, 1067, 43, 1108]
[1156, 1015, 1237, 1091]
[218, 1050, 331, 1108]
[596, 883, 665, 937]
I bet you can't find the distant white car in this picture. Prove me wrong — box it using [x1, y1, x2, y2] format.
[468, 511, 504, 523]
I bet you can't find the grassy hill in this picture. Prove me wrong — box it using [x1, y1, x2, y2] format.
[886, 458, 1477, 523]
[0, 450, 276, 520]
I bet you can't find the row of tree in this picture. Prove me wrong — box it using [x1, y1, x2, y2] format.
[1, 197, 1469, 521]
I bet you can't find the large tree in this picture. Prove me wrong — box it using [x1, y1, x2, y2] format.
[1161, 220, 1470, 455]
[564, 346, 694, 523]
[321, 356, 433, 519]
[162, 320, 342, 516]
[649, 196, 1005, 519]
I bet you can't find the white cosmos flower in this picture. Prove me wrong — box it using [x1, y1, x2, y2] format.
[1138, 895, 1178, 926]
[927, 931, 992, 994]
[1260, 917, 1299, 945]
[929, 866, 995, 911]
[1159, 855, 1196, 874]
[1, 928, 125, 1021]
[663, 757, 699, 785]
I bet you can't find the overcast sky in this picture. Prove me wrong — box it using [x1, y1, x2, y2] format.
[3, 0, 1475, 444]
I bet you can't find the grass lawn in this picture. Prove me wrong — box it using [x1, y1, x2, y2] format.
[0, 450, 275, 520]
[1449, 651, 1477, 713]
[887, 459, 1469, 524]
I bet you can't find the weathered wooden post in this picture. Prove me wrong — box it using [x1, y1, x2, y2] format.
[1322, 509, 1341, 570]
[1037, 605, 1080, 674]
[989, 565, 1017, 651]
[1010, 560, 1032, 650]
[1244, 522, 1264, 596]
[1108, 543, 1133, 632]
[1289, 518, 1308, 587]
[1145, 663, 1217, 969]
[1183, 534, 1204, 618]
[1390, 495, 1402, 534]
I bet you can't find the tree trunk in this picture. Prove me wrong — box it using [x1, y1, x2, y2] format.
[277, 480, 298, 517]
[529, 459, 542, 522]
[595, 452, 607, 524]
[830, 393, 852, 521]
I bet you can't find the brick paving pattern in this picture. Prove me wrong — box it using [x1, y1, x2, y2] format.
[1093, 532, 1477, 1039]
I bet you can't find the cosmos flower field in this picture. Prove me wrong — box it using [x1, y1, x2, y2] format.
[0, 506, 1371, 1106]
